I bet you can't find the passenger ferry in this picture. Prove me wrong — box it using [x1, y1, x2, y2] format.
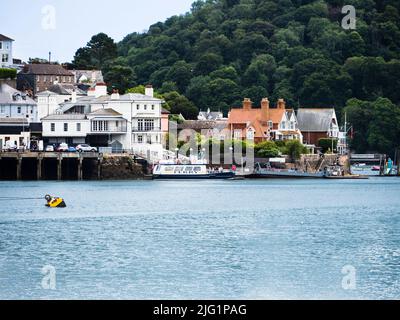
[152, 161, 235, 180]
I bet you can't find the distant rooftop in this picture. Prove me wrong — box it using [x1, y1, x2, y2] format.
[297, 108, 336, 132]
[0, 34, 14, 41]
[21, 64, 73, 76]
[0, 83, 36, 105]
[42, 114, 87, 121]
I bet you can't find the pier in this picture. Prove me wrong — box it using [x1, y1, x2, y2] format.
[0, 152, 103, 180]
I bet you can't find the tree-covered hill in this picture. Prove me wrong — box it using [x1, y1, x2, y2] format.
[73, 0, 400, 154]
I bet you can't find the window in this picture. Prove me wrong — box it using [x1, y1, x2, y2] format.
[64, 123, 68, 132]
[234, 130, 242, 139]
[138, 135, 143, 144]
[37, 76, 40, 82]
[2, 54, 8, 63]
[138, 119, 144, 131]
[144, 105, 147, 110]
[152, 105, 155, 110]
[92, 121, 98, 131]
[51, 123, 55, 132]
[116, 121, 119, 128]
[137, 104, 140, 110]
[268, 121, 273, 128]
[17, 107, 21, 113]
[0, 42, 2, 50]
[77, 123, 81, 132]
[281, 121, 286, 130]
[144, 119, 154, 131]
[247, 128, 254, 140]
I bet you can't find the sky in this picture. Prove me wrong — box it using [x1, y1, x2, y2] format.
[0, 0, 194, 63]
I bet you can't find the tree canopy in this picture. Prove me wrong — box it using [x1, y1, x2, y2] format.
[73, 0, 400, 153]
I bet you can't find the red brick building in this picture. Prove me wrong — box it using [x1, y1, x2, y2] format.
[227, 98, 302, 143]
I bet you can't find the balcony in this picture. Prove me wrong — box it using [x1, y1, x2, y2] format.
[132, 127, 162, 132]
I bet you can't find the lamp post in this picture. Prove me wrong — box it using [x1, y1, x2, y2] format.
[229, 146, 234, 166]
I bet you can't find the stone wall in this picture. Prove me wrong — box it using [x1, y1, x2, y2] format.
[101, 155, 146, 180]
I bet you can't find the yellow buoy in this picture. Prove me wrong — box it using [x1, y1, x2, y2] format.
[45, 195, 66, 208]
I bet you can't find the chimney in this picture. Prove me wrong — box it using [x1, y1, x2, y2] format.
[261, 98, 270, 121]
[71, 90, 77, 103]
[277, 98, 286, 110]
[145, 84, 154, 97]
[94, 82, 107, 98]
[243, 98, 252, 110]
[111, 88, 120, 100]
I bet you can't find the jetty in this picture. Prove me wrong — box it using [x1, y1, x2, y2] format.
[0, 151, 103, 180]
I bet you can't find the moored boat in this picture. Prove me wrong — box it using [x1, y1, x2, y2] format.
[152, 162, 235, 180]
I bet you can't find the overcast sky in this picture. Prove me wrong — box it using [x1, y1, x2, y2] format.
[0, 0, 194, 63]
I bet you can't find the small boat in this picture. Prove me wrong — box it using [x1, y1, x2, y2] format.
[371, 166, 381, 172]
[249, 163, 325, 179]
[152, 163, 235, 180]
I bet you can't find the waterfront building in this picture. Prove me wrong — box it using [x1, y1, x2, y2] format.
[36, 83, 89, 120]
[41, 85, 164, 159]
[0, 34, 13, 68]
[296, 108, 340, 147]
[17, 64, 74, 96]
[227, 98, 303, 143]
[0, 83, 38, 149]
[178, 120, 230, 142]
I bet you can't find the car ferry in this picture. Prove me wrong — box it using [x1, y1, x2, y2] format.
[152, 161, 235, 180]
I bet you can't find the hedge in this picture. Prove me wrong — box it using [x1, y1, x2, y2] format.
[0, 68, 17, 79]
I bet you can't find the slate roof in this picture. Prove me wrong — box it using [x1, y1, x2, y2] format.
[116, 93, 163, 102]
[89, 108, 122, 116]
[21, 64, 73, 76]
[72, 70, 104, 83]
[198, 110, 224, 120]
[297, 108, 336, 132]
[42, 114, 87, 120]
[0, 83, 37, 105]
[0, 34, 14, 41]
[178, 120, 228, 131]
[46, 83, 86, 95]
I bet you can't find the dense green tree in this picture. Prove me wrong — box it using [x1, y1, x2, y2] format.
[74, 0, 400, 154]
[73, 33, 117, 69]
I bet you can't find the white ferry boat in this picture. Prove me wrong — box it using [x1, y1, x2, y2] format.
[152, 161, 235, 180]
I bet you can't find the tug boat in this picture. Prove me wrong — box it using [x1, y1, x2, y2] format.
[152, 161, 235, 180]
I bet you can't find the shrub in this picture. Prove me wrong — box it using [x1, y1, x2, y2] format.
[255, 141, 281, 158]
[318, 138, 338, 153]
[284, 140, 308, 160]
[0, 68, 17, 79]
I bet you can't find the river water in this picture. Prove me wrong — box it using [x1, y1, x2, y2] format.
[0, 178, 399, 300]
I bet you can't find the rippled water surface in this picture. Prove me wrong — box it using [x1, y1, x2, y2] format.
[0, 178, 399, 299]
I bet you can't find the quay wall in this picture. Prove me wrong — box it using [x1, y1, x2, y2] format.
[0, 152, 146, 181]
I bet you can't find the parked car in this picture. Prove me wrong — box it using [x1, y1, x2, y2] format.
[76, 144, 97, 152]
[68, 146, 77, 153]
[57, 143, 69, 152]
[45, 145, 54, 152]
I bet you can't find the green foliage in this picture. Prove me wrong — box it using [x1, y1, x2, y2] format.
[283, 140, 308, 160]
[318, 138, 338, 153]
[73, 33, 117, 70]
[0, 68, 17, 79]
[255, 141, 281, 158]
[75, 0, 400, 154]
[344, 97, 400, 156]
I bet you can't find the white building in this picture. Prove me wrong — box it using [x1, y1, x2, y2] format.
[0, 34, 13, 68]
[0, 83, 38, 150]
[0, 84, 38, 122]
[41, 85, 164, 159]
